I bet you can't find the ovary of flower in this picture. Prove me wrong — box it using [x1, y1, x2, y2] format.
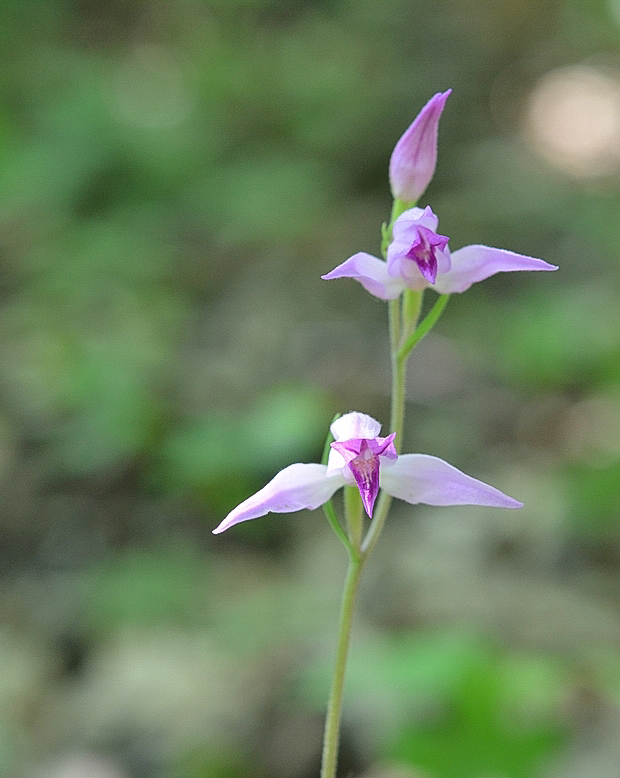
[322, 206, 558, 299]
[212, 411, 522, 534]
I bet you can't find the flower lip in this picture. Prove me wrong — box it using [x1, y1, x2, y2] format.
[387, 206, 451, 289]
[331, 433, 397, 517]
[327, 412, 395, 482]
[404, 225, 450, 284]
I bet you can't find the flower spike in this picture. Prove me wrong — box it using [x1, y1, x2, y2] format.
[212, 412, 522, 534]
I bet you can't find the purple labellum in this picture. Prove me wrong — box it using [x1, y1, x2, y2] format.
[405, 226, 450, 284]
[331, 433, 397, 517]
[348, 442, 381, 517]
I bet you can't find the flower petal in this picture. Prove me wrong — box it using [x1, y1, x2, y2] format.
[392, 205, 440, 237]
[212, 463, 345, 533]
[433, 245, 558, 294]
[348, 448, 381, 517]
[322, 252, 405, 300]
[380, 454, 523, 508]
[331, 411, 382, 442]
[328, 412, 383, 474]
[389, 90, 451, 202]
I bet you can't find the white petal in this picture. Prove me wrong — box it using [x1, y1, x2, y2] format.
[380, 454, 523, 508]
[212, 463, 345, 533]
[331, 412, 382, 441]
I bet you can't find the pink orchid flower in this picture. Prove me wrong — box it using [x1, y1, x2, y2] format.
[322, 206, 557, 299]
[212, 412, 522, 534]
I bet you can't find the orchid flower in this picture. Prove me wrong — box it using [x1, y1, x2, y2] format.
[322, 205, 557, 299]
[389, 90, 451, 203]
[212, 411, 522, 534]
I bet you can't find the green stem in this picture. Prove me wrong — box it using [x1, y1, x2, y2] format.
[320, 557, 364, 778]
[344, 484, 364, 551]
[320, 198, 439, 778]
[398, 293, 450, 360]
[361, 488, 394, 559]
[323, 498, 356, 558]
[320, 294, 409, 776]
[362, 306, 409, 557]
[390, 348, 407, 454]
[401, 289, 424, 340]
[381, 198, 413, 257]
[387, 298, 404, 446]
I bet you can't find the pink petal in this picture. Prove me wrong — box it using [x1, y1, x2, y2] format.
[392, 205, 440, 236]
[433, 245, 558, 294]
[212, 463, 345, 533]
[322, 252, 405, 300]
[379, 454, 523, 508]
[389, 90, 451, 203]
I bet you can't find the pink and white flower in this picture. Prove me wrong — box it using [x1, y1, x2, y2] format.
[212, 412, 522, 534]
[322, 206, 557, 299]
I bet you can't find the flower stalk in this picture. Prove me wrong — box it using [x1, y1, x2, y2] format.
[320, 287, 423, 778]
[211, 90, 555, 778]
[320, 556, 363, 778]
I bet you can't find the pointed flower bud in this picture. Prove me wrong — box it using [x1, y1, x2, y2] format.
[389, 90, 451, 203]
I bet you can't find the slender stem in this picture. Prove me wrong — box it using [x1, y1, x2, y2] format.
[387, 298, 403, 447]
[323, 498, 356, 558]
[319, 197, 434, 777]
[401, 289, 424, 341]
[320, 291, 409, 778]
[398, 293, 450, 360]
[344, 484, 364, 551]
[320, 557, 364, 778]
[390, 351, 407, 454]
[361, 487, 393, 559]
[362, 317, 408, 557]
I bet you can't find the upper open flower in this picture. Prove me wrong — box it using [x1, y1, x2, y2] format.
[212, 412, 522, 534]
[389, 90, 451, 203]
[322, 206, 558, 299]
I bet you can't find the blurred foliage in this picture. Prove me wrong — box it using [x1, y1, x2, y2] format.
[2, 0, 620, 777]
[387, 644, 565, 778]
[82, 544, 211, 632]
[150, 384, 332, 514]
[300, 630, 567, 776]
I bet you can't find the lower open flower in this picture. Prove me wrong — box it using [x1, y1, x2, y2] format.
[212, 412, 522, 534]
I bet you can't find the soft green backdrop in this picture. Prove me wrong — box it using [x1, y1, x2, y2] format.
[1, 1, 620, 777]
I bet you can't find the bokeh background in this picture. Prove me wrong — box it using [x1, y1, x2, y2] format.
[2, 1, 620, 776]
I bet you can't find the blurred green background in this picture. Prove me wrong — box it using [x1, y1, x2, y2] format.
[2, 1, 620, 776]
